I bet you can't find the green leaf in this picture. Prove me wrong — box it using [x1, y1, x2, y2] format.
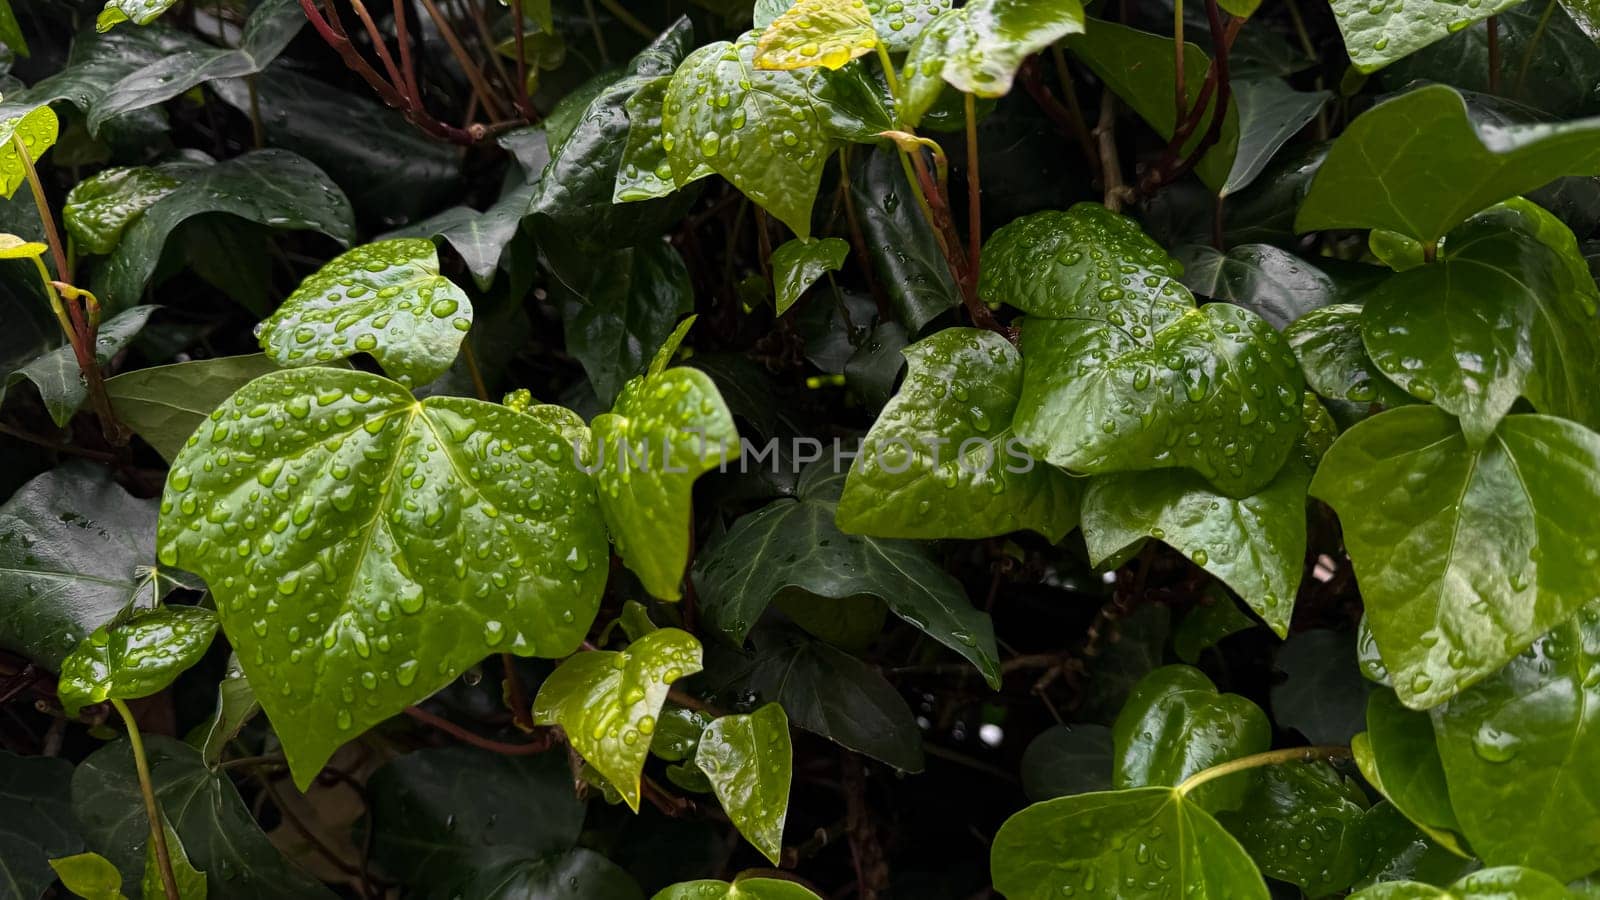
[694, 703, 791, 864]
[845, 147, 959, 330]
[653, 877, 822, 900]
[0, 753, 82, 900]
[63, 165, 183, 255]
[1285, 305, 1415, 409]
[695, 465, 1001, 687]
[1016, 303, 1305, 498]
[532, 628, 704, 811]
[1112, 666, 1272, 812]
[1065, 18, 1238, 191]
[1175, 243, 1345, 330]
[1355, 690, 1471, 857]
[1359, 199, 1600, 444]
[1271, 629, 1374, 747]
[1311, 406, 1600, 708]
[1224, 79, 1328, 195]
[1218, 761, 1371, 896]
[1173, 591, 1260, 663]
[1082, 462, 1309, 636]
[257, 238, 472, 387]
[1355, 801, 1477, 890]
[460, 851, 642, 899]
[0, 26, 200, 130]
[197, 653, 258, 767]
[0, 0, 27, 58]
[991, 787, 1270, 900]
[72, 736, 335, 898]
[615, 77, 677, 202]
[57, 606, 218, 716]
[867, 0, 951, 52]
[837, 327, 1083, 542]
[1428, 603, 1600, 880]
[555, 241, 694, 407]
[4, 305, 156, 427]
[755, 0, 877, 70]
[89, 0, 301, 131]
[701, 627, 924, 771]
[1330, 0, 1522, 73]
[98, 150, 356, 307]
[141, 813, 206, 900]
[1348, 866, 1573, 899]
[51, 853, 125, 900]
[593, 337, 738, 601]
[96, 0, 180, 30]
[650, 705, 713, 762]
[1019, 724, 1114, 802]
[155, 368, 610, 786]
[385, 181, 538, 291]
[105, 354, 283, 463]
[367, 747, 585, 899]
[771, 237, 847, 314]
[0, 463, 170, 670]
[899, 0, 1086, 126]
[1296, 84, 1600, 242]
[0, 105, 58, 199]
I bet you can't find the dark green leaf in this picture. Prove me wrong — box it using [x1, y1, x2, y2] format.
[771, 237, 847, 314]
[1330, 0, 1522, 73]
[4, 305, 155, 427]
[1285, 305, 1415, 409]
[1173, 591, 1260, 663]
[1019, 724, 1114, 802]
[63, 165, 183, 255]
[1271, 629, 1374, 747]
[57, 605, 217, 715]
[385, 181, 538, 291]
[463, 850, 643, 900]
[1112, 665, 1272, 812]
[1354, 690, 1471, 856]
[1175, 243, 1345, 330]
[555, 241, 694, 407]
[105, 354, 283, 462]
[141, 813, 206, 900]
[845, 146, 959, 330]
[1354, 801, 1478, 890]
[694, 703, 791, 864]
[0, 752, 82, 900]
[1224, 79, 1330, 196]
[197, 652, 257, 767]
[1219, 761, 1371, 896]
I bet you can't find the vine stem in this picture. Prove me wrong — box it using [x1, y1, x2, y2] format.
[18, 138, 68, 283]
[417, 0, 507, 121]
[403, 705, 555, 754]
[963, 92, 981, 280]
[1176, 744, 1352, 796]
[1173, 0, 1186, 124]
[111, 699, 181, 900]
[1486, 15, 1501, 93]
[596, 0, 655, 40]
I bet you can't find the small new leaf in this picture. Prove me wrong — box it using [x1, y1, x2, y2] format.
[57, 606, 218, 716]
[771, 237, 847, 314]
[755, 0, 877, 70]
[0, 105, 58, 199]
[695, 704, 792, 864]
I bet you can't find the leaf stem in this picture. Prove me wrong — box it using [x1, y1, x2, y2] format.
[17, 135, 69, 283]
[1173, 0, 1186, 124]
[963, 92, 981, 282]
[874, 44, 900, 99]
[111, 699, 181, 900]
[1486, 15, 1501, 93]
[1176, 744, 1352, 796]
[462, 340, 490, 400]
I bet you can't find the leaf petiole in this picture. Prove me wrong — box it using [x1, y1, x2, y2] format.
[110, 698, 181, 900]
[1176, 744, 1352, 797]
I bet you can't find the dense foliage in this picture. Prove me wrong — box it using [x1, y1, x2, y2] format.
[2, 0, 1599, 897]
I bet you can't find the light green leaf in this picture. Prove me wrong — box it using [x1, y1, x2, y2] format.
[1359, 199, 1600, 444]
[868, 0, 950, 52]
[900, 0, 1086, 127]
[653, 877, 822, 900]
[51, 853, 126, 900]
[0, 0, 27, 58]
[771, 237, 847, 314]
[755, 0, 877, 70]
[695, 465, 1001, 687]
[1355, 690, 1471, 856]
[197, 653, 258, 767]
[1217, 762, 1371, 896]
[1429, 603, 1600, 880]
[1, 753, 82, 900]
[96, 0, 179, 30]
[64, 165, 185, 256]
[141, 813, 206, 900]
[4, 305, 156, 427]
[0, 105, 58, 199]
[1330, 0, 1523, 73]
[106, 355, 284, 463]
[1296, 84, 1600, 242]
[1286, 305, 1415, 409]
[1065, 18, 1238, 191]
[1174, 591, 1262, 664]
[58, 606, 218, 716]
[156, 368, 610, 787]
[1348, 866, 1573, 899]
[615, 77, 677, 202]
[991, 787, 1270, 900]
[593, 338, 738, 601]
[532, 628, 704, 811]
[1082, 461, 1309, 636]
[1112, 666, 1272, 813]
[257, 238, 472, 387]
[695, 704, 791, 864]
[838, 327, 1083, 542]
[1311, 407, 1600, 708]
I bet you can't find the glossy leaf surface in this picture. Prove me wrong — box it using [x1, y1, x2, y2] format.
[1218, 761, 1371, 896]
[0, 105, 57, 199]
[1330, 0, 1523, 73]
[5, 305, 155, 427]
[755, 0, 877, 70]
[63, 164, 183, 255]
[1112, 666, 1272, 812]
[654, 878, 822, 900]
[771, 237, 847, 314]
[105, 354, 283, 462]
[57, 606, 217, 716]
[900, 0, 1086, 125]
[0, 753, 81, 900]
[694, 704, 791, 864]
[1355, 690, 1470, 856]
[1286, 305, 1414, 409]
[1347, 866, 1572, 899]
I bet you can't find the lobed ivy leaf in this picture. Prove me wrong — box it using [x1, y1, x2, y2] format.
[156, 368, 610, 787]
[899, 0, 1086, 127]
[1347, 866, 1573, 899]
[0, 753, 81, 900]
[1112, 666, 1272, 813]
[0, 0, 26, 58]
[1217, 761, 1372, 897]
[991, 787, 1270, 899]
[1286, 305, 1415, 410]
[694, 703, 791, 864]
[1296, 84, 1600, 242]
[105, 354, 284, 462]
[554, 241, 694, 407]
[64, 164, 185, 255]
[1330, 0, 1523, 73]
[1354, 690, 1471, 857]
[696, 465, 1002, 687]
[4, 305, 156, 427]
[1312, 406, 1600, 708]
[838, 328, 1083, 542]
[1019, 724, 1114, 802]
[97, 0, 180, 31]
[57, 606, 218, 716]
[1429, 602, 1600, 880]
[257, 238, 472, 387]
[1359, 199, 1600, 444]
[771, 237, 847, 314]
[0, 105, 58, 199]
[532, 629, 704, 811]
[1176, 243, 1347, 331]
[654, 877, 822, 900]
[755, 0, 877, 70]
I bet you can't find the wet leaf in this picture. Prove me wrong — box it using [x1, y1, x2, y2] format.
[838, 327, 1083, 542]
[257, 238, 472, 387]
[771, 237, 847, 314]
[1297, 84, 1600, 242]
[1354, 801, 1478, 890]
[532, 628, 704, 811]
[1285, 305, 1415, 410]
[4, 305, 156, 427]
[141, 813, 206, 900]
[50, 853, 124, 900]
[555, 241, 694, 407]
[1019, 724, 1114, 802]
[1354, 689, 1471, 856]
[105, 354, 284, 462]
[1112, 666, 1272, 813]
[845, 146, 959, 330]
[1224, 79, 1329, 196]
[695, 465, 1001, 687]
[1347, 866, 1572, 899]
[197, 653, 258, 767]
[57, 605, 218, 716]
[63, 165, 184, 255]
[96, 0, 180, 30]
[900, 0, 1086, 126]
[1176, 243, 1345, 330]
[156, 368, 610, 787]
[1330, 0, 1522, 73]
[653, 877, 822, 899]
[1173, 592, 1260, 663]
[0, 753, 82, 900]
[1218, 761, 1371, 896]
[755, 0, 877, 70]
[385, 181, 537, 291]
[694, 703, 791, 864]
[1311, 406, 1600, 708]
[0, 105, 58, 199]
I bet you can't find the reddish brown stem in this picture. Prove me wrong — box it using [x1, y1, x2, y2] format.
[403, 705, 554, 754]
[348, 0, 406, 91]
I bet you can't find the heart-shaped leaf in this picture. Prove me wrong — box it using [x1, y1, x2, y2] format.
[838, 327, 1083, 542]
[156, 367, 610, 786]
[654, 877, 822, 900]
[1355, 690, 1471, 856]
[1347, 866, 1572, 899]
[694, 703, 791, 864]
[1286, 305, 1415, 409]
[385, 180, 538, 291]
[532, 628, 704, 811]
[1112, 666, 1272, 812]
[755, 0, 877, 70]
[1217, 761, 1371, 896]
[1224, 79, 1330, 196]
[0, 105, 58, 198]
[771, 237, 847, 314]
[257, 238, 472, 387]
[57, 606, 218, 716]
[1177, 243, 1347, 331]
[1312, 406, 1600, 708]
[1330, 0, 1522, 73]
[1019, 724, 1114, 801]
